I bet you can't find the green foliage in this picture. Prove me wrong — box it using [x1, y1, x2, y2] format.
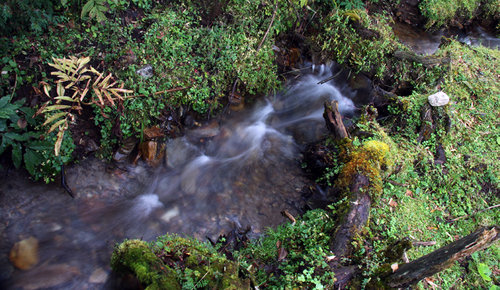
[237, 209, 335, 288]
[419, 0, 499, 28]
[316, 10, 397, 78]
[0, 0, 64, 36]
[362, 41, 500, 288]
[0, 95, 74, 183]
[39, 56, 132, 156]
[112, 235, 248, 289]
[81, 0, 108, 22]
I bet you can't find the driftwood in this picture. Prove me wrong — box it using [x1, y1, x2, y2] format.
[394, 50, 451, 68]
[386, 226, 500, 288]
[323, 100, 348, 139]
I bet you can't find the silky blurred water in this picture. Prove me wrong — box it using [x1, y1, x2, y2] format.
[0, 64, 357, 289]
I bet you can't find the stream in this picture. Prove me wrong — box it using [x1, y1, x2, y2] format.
[0, 64, 359, 289]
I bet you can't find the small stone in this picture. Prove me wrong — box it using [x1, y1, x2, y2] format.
[136, 64, 154, 79]
[139, 141, 165, 167]
[428, 91, 450, 106]
[9, 236, 39, 270]
[161, 207, 180, 223]
[89, 267, 108, 284]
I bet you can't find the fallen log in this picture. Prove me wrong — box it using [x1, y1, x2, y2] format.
[385, 226, 500, 288]
[393, 50, 451, 68]
[322, 102, 390, 287]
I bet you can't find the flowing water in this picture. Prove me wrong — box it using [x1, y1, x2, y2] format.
[0, 64, 359, 289]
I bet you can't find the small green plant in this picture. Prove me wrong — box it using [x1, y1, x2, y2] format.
[0, 94, 73, 182]
[80, 0, 108, 22]
[237, 209, 336, 288]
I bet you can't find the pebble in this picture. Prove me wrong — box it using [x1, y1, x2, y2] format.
[89, 267, 108, 284]
[428, 91, 450, 106]
[9, 236, 39, 270]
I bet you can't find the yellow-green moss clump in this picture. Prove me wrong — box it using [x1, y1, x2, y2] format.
[337, 140, 390, 197]
[111, 234, 249, 289]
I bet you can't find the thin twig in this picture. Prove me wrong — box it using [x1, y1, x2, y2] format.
[193, 271, 209, 289]
[257, 1, 278, 52]
[10, 73, 18, 100]
[447, 204, 500, 223]
[153, 87, 188, 95]
[317, 68, 344, 85]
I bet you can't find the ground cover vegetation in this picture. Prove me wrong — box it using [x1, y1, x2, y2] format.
[1, 0, 499, 288]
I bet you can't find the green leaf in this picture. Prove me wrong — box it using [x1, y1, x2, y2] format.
[41, 104, 72, 112]
[0, 95, 11, 108]
[54, 96, 78, 102]
[24, 148, 42, 176]
[496, 136, 500, 146]
[43, 112, 67, 126]
[0, 119, 6, 131]
[4, 132, 29, 141]
[0, 136, 10, 155]
[477, 263, 492, 282]
[81, 0, 95, 18]
[11, 143, 22, 169]
[0, 104, 17, 119]
[27, 140, 52, 151]
[48, 118, 67, 134]
[490, 285, 500, 290]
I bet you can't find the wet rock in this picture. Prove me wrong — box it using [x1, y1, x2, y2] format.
[83, 139, 99, 153]
[89, 267, 108, 284]
[113, 137, 137, 163]
[136, 64, 154, 79]
[9, 237, 39, 270]
[139, 141, 165, 167]
[188, 120, 220, 139]
[428, 91, 450, 107]
[15, 264, 80, 290]
[143, 126, 164, 140]
[165, 138, 199, 168]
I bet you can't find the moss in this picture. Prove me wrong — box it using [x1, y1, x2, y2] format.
[337, 140, 390, 198]
[111, 235, 249, 289]
[111, 239, 181, 289]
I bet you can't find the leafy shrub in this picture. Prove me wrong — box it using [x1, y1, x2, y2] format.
[0, 95, 74, 183]
[238, 209, 335, 288]
[0, 0, 64, 35]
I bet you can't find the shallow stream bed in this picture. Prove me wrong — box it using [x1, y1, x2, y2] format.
[1, 64, 361, 289]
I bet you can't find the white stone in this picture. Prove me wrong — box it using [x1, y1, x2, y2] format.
[428, 91, 450, 107]
[161, 207, 180, 223]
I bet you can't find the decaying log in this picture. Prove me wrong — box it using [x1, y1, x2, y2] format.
[394, 50, 451, 68]
[330, 174, 371, 259]
[323, 100, 348, 140]
[386, 226, 500, 288]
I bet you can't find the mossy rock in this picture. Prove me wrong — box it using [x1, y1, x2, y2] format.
[111, 235, 250, 289]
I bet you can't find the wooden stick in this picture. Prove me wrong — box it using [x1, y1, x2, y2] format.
[386, 226, 499, 288]
[257, 1, 278, 52]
